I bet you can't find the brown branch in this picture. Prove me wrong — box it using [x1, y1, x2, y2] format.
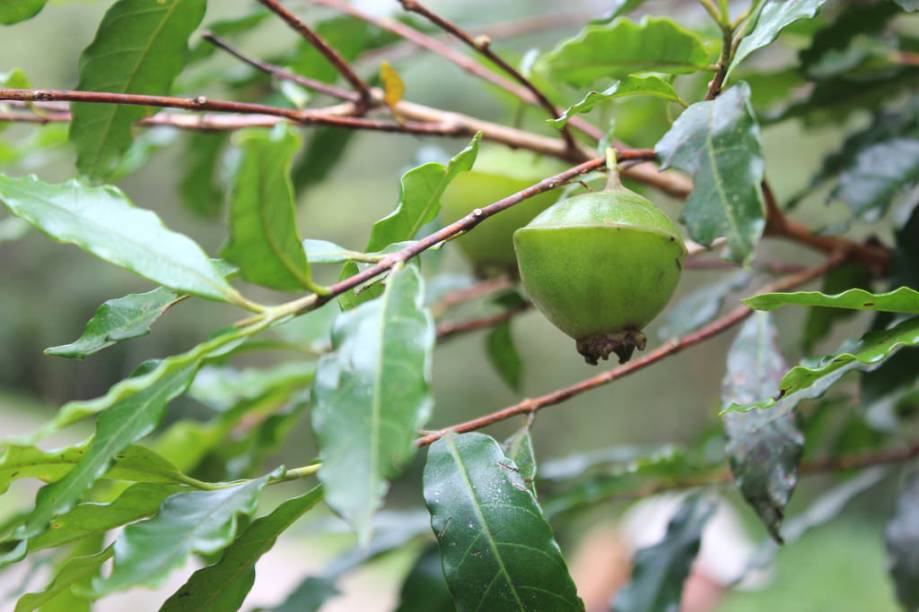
[762, 180, 889, 271]
[309, 0, 604, 142]
[437, 304, 532, 342]
[565, 440, 919, 511]
[202, 32, 360, 103]
[416, 254, 847, 447]
[257, 0, 372, 106]
[357, 11, 593, 67]
[397, 0, 578, 151]
[430, 275, 516, 317]
[0, 87, 481, 137]
[705, 25, 734, 100]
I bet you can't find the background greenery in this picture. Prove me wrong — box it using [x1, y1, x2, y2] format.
[0, 0, 914, 610]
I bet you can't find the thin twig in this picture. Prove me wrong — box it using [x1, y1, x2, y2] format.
[416, 254, 847, 447]
[397, 0, 578, 151]
[437, 304, 532, 342]
[258, 0, 372, 105]
[309, 0, 604, 142]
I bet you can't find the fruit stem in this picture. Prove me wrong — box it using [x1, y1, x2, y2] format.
[604, 147, 622, 191]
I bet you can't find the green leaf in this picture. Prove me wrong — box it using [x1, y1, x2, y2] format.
[423, 432, 583, 612]
[395, 545, 454, 612]
[338, 135, 479, 309]
[503, 427, 537, 497]
[161, 486, 323, 611]
[366, 135, 480, 253]
[730, 0, 828, 76]
[28, 483, 187, 553]
[834, 138, 919, 219]
[179, 132, 228, 219]
[655, 83, 765, 263]
[722, 313, 803, 542]
[69, 0, 207, 179]
[189, 361, 316, 411]
[313, 265, 434, 541]
[292, 126, 356, 192]
[541, 17, 711, 87]
[0, 0, 47, 25]
[886, 469, 919, 610]
[29, 323, 258, 440]
[727, 316, 919, 413]
[549, 76, 684, 128]
[14, 546, 112, 612]
[222, 125, 315, 292]
[0, 174, 240, 302]
[746, 286, 919, 315]
[271, 577, 340, 612]
[15, 363, 198, 546]
[96, 476, 269, 595]
[776, 316, 919, 402]
[302, 239, 382, 264]
[658, 271, 750, 339]
[486, 321, 523, 392]
[611, 494, 715, 612]
[45, 287, 179, 359]
[0, 442, 201, 496]
[801, 262, 873, 353]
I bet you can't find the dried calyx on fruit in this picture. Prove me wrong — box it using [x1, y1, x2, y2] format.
[441, 145, 566, 276]
[514, 150, 686, 365]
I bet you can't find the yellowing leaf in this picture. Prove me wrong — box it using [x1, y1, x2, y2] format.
[380, 61, 405, 111]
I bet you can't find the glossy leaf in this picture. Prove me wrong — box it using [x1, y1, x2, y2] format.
[16, 363, 198, 544]
[0, 443, 199, 496]
[542, 17, 711, 87]
[189, 361, 315, 411]
[395, 545, 454, 612]
[29, 483, 187, 553]
[14, 546, 112, 612]
[302, 239, 384, 264]
[486, 321, 523, 392]
[776, 316, 919, 402]
[366, 135, 479, 253]
[45, 287, 179, 359]
[503, 427, 537, 497]
[30, 323, 257, 440]
[96, 476, 269, 595]
[549, 76, 684, 128]
[612, 494, 715, 612]
[69, 0, 206, 179]
[727, 316, 919, 412]
[0, 174, 240, 302]
[179, 132, 228, 219]
[730, 0, 827, 75]
[834, 138, 919, 219]
[222, 125, 314, 292]
[658, 271, 750, 339]
[161, 486, 323, 611]
[313, 265, 434, 541]
[0, 0, 47, 25]
[655, 84, 765, 263]
[722, 313, 802, 541]
[886, 469, 919, 610]
[801, 262, 873, 352]
[423, 432, 583, 612]
[747, 286, 919, 315]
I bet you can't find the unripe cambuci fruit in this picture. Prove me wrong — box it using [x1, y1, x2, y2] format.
[441, 146, 566, 276]
[514, 182, 686, 365]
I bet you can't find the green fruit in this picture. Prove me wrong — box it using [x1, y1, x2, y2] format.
[441, 145, 566, 275]
[514, 183, 686, 365]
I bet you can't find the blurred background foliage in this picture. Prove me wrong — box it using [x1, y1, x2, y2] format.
[0, 0, 916, 609]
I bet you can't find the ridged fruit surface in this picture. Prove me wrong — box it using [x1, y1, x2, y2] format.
[514, 187, 686, 364]
[441, 146, 565, 275]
